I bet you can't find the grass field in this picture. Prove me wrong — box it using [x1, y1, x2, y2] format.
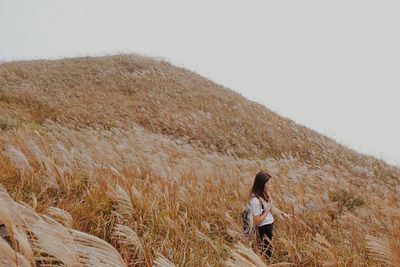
[0, 55, 399, 266]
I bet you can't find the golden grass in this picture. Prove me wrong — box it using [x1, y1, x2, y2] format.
[0, 54, 399, 266]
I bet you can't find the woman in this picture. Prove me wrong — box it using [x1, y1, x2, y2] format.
[249, 171, 290, 259]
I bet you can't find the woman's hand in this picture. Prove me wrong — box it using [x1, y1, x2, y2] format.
[254, 207, 271, 225]
[281, 212, 291, 220]
[264, 204, 272, 215]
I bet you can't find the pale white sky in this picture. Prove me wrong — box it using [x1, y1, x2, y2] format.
[1, 0, 399, 167]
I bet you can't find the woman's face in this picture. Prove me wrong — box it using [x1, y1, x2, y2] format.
[264, 178, 273, 192]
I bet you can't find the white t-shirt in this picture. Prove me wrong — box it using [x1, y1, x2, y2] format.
[249, 196, 274, 226]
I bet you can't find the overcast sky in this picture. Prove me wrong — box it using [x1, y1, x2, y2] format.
[1, 0, 399, 167]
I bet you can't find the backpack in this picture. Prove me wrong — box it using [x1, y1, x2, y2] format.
[242, 196, 264, 239]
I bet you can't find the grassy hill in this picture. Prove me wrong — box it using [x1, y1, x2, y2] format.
[0, 55, 399, 266]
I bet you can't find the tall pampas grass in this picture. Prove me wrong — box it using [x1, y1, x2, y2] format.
[224, 242, 293, 267]
[313, 234, 339, 267]
[113, 224, 142, 247]
[107, 184, 133, 218]
[153, 253, 177, 267]
[2, 145, 33, 174]
[0, 54, 399, 266]
[46, 207, 73, 227]
[365, 235, 400, 266]
[0, 187, 126, 267]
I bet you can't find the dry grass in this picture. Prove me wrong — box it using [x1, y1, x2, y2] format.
[0, 54, 399, 266]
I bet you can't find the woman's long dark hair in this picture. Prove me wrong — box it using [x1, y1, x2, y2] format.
[251, 171, 271, 201]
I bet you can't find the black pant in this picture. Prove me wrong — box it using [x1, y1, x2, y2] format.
[257, 223, 273, 259]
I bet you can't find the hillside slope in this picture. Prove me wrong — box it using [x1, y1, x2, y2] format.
[0, 55, 399, 266]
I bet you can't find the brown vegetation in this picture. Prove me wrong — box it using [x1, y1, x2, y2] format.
[0, 55, 399, 266]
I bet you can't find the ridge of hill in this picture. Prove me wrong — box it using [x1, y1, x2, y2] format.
[0, 55, 399, 266]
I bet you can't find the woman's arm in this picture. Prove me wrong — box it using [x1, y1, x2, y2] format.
[271, 206, 286, 216]
[270, 198, 291, 219]
[253, 204, 271, 225]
